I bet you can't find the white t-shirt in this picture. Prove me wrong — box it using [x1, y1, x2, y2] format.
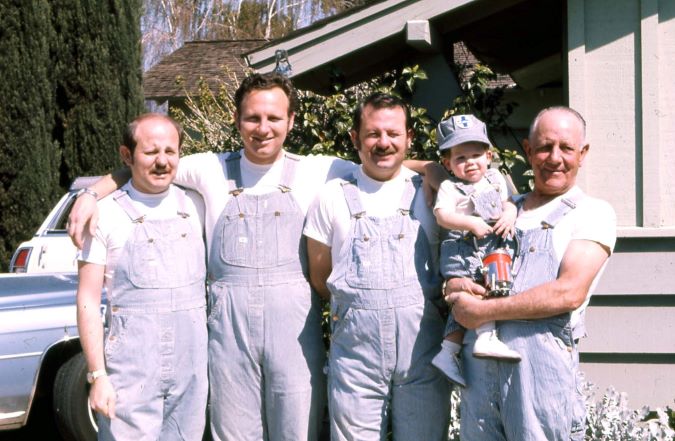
[304, 166, 440, 271]
[79, 181, 205, 292]
[174, 150, 357, 250]
[515, 186, 617, 330]
[434, 170, 509, 218]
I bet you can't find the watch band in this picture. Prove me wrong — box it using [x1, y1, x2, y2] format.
[77, 188, 99, 199]
[86, 369, 107, 384]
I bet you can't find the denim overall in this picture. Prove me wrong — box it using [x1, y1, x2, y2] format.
[99, 188, 208, 441]
[326, 175, 449, 441]
[440, 169, 515, 337]
[207, 152, 326, 441]
[440, 168, 510, 281]
[459, 188, 586, 441]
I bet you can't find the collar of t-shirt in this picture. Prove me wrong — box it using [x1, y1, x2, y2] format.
[238, 150, 285, 193]
[353, 166, 415, 218]
[122, 181, 177, 219]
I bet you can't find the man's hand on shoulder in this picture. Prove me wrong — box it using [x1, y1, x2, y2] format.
[68, 194, 99, 249]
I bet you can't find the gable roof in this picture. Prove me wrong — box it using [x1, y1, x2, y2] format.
[244, 0, 562, 93]
[143, 39, 266, 101]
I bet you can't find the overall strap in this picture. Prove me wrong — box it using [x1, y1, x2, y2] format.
[542, 187, 586, 228]
[279, 151, 301, 193]
[398, 175, 419, 216]
[225, 150, 244, 194]
[339, 174, 365, 218]
[172, 186, 191, 218]
[484, 168, 502, 187]
[454, 178, 476, 196]
[112, 189, 145, 223]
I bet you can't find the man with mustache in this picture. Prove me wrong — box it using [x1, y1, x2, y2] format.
[76, 113, 208, 440]
[304, 92, 449, 440]
[446, 107, 616, 441]
[70, 73, 361, 441]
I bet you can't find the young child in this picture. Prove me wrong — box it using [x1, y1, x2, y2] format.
[431, 114, 520, 387]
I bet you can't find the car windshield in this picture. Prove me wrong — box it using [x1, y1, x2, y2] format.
[52, 194, 77, 231]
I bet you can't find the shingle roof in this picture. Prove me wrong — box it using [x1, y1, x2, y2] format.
[143, 39, 266, 100]
[453, 42, 515, 89]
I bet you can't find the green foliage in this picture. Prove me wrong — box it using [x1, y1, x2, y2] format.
[174, 64, 437, 162]
[0, 0, 143, 270]
[52, 0, 144, 181]
[445, 62, 528, 190]
[172, 72, 242, 155]
[0, 0, 60, 271]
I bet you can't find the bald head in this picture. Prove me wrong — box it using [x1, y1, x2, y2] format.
[529, 106, 586, 145]
[123, 113, 184, 154]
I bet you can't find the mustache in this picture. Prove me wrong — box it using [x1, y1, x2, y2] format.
[374, 147, 396, 155]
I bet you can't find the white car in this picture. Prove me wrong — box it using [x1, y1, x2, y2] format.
[0, 272, 98, 439]
[9, 177, 100, 273]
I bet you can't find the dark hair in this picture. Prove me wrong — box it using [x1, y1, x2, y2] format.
[234, 72, 298, 117]
[352, 92, 412, 133]
[122, 113, 184, 153]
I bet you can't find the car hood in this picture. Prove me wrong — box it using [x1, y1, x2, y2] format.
[0, 273, 79, 310]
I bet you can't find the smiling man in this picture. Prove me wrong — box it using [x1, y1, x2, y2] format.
[446, 106, 617, 441]
[69, 73, 359, 441]
[304, 93, 449, 440]
[77, 113, 208, 440]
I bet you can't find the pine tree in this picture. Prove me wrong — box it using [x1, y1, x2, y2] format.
[0, 0, 143, 271]
[52, 0, 144, 182]
[0, 0, 60, 271]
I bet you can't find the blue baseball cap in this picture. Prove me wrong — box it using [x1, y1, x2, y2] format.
[437, 115, 490, 152]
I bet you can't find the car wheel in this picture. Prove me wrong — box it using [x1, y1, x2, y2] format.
[53, 352, 98, 441]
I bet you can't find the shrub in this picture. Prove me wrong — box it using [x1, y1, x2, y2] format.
[447, 380, 674, 440]
[172, 65, 437, 161]
[583, 380, 675, 441]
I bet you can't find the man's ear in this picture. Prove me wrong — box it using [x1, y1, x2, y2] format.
[287, 112, 295, 131]
[579, 143, 590, 167]
[350, 129, 359, 151]
[440, 156, 452, 171]
[522, 138, 532, 163]
[119, 145, 133, 167]
[234, 111, 241, 132]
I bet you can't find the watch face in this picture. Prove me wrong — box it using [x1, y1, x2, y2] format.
[87, 370, 104, 383]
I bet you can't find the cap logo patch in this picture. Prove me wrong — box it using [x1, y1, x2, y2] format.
[453, 115, 472, 129]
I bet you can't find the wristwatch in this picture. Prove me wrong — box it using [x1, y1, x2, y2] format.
[86, 369, 107, 384]
[76, 188, 99, 199]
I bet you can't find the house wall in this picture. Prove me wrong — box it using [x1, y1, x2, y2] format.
[567, 0, 675, 408]
[410, 53, 463, 121]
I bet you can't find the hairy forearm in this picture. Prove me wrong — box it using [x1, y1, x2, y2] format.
[77, 293, 105, 372]
[449, 240, 609, 328]
[77, 263, 106, 372]
[402, 159, 432, 175]
[483, 278, 587, 322]
[90, 168, 130, 199]
[310, 274, 332, 301]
